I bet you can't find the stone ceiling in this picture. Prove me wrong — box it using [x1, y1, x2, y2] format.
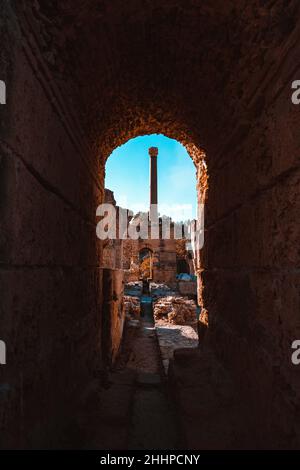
[15, 0, 299, 161]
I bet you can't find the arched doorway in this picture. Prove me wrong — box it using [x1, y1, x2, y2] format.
[139, 247, 153, 281]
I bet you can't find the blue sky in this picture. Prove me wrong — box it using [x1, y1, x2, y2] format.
[105, 134, 197, 222]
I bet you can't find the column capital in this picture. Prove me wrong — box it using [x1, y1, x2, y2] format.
[149, 146, 158, 157]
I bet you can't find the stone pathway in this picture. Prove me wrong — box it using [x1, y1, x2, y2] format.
[92, 297, 179, 450]
[127, 299, 178, 449]
[87, 296, 252, 450]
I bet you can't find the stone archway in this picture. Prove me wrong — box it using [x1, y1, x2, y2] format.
[1, 0, 299, 449]
[139, 247, 153, 281]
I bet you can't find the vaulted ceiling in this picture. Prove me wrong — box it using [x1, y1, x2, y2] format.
[16, 0, 299, 160]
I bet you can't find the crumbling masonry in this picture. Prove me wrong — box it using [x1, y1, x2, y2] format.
[0, 1, 300, 449]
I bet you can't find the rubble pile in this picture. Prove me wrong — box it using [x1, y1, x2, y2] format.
[150, 282, 176, 299]
[153, 296, 197, 325]
[124, 281, 143, 297]
[124, 296, 141, 317]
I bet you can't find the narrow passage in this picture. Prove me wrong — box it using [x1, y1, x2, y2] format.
[127, 296, 178, 449]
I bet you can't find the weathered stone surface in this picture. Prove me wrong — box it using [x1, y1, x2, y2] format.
[178, 280, 197, 296]
[154, 296, 197, 325]
[124, 295, 141, 318]
[0, 266, 103, 449]
[102, 269, 125, 367]
[1, 0, 299, 449]
[156, 326, 198, 373]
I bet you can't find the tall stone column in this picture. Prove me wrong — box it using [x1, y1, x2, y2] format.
[149, 146, 158, 221]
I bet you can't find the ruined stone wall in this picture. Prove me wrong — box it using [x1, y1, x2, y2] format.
[102, 189, 123, 269]
[0, 3, 103, 448]
[124, 237, 178, 287]
[101, 269, 125, 367]
[1, 0, 299, 449]
[203, 83, 300, 447]
[199, 32, 300, 450]
[178, 281, 197, 297]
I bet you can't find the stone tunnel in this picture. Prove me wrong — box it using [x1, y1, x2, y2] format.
[0, 0, 299, 449]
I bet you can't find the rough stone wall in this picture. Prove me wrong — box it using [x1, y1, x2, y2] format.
[0, 2, 103, 448]
[102, 189, 123, 269]
[101, 269, 125, 367]
[123, 237, 178, 287]
[199, 17, 300, 447]
[178, 281, 197, 297]
[1, 0, 299, 448]
[202, 81, 300, 447]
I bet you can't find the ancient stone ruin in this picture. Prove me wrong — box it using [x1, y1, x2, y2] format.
[153, 296, 197, 325]
[102, 146, 196, 289]
[1, 0, 300, 453]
